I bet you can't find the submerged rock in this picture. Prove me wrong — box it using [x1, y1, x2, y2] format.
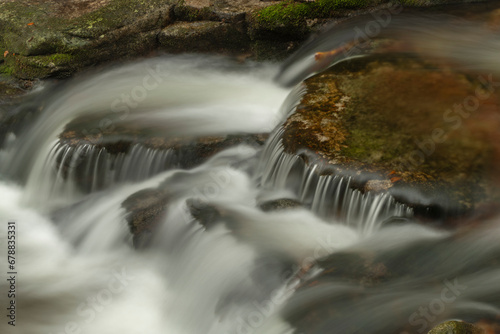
[279, 54, 500, 221]
[283, 227, 500, 334]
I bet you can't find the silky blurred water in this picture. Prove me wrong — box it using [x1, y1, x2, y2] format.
[1, 10, 500, 333]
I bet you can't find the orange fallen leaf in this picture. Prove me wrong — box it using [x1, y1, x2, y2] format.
[390, 177, 402, 183]
[314, 41, 358, 62]
[27, 22, 34, 26]
[389, 170, 396, 175]
[3, 50, 8, 57]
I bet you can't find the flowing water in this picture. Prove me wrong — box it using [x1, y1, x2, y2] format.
[1, 11, 500, 334]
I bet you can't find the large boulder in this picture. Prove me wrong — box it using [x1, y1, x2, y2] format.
[278, 54, 500, 220]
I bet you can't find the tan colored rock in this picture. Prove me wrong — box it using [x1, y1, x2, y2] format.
[364, 180, 393, 193]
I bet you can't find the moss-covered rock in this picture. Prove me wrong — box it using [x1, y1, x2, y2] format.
[279, 54, 500, 219]
[1, 53, 75, 80]
[158, 21, 249, 54]
[0, 0, 176, 80]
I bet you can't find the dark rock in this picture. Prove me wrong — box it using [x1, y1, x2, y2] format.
[122, 188, 169, 249]
[186, 198, 222, 230]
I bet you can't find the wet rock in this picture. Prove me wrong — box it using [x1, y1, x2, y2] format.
[280, 54, 500, 221]
[186, 198, 222, 230]
[364, 179, 393, 193]
[259, 198, 303, 212]
[122, 188, 169, 249]
[0, 80, 25, 101]
[158, 21, 249, 54]
[295, 251, 390, 290]
[56, 117, 268, 192]
[428, 320, 484, 334]
[0, 80, 45, 147]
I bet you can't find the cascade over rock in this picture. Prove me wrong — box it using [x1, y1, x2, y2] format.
[57, 116, 267, 192]
[277, 54, 500, 221]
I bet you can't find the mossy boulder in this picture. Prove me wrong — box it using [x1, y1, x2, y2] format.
[279, 54, 500, 220]
[246, 0, 489, 41]
[0, 0, 175, 80]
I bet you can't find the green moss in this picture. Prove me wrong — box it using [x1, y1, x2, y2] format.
[0, 63, 14, 76]
[0, 53, 75, 79]
[70, 0, 168, 38]
[252, 0, 377, 39]
[255, 0, 376, 24]
[256, 1, 310, 28]
[312, 0, 376, 16]
[30, 53, 74, 66]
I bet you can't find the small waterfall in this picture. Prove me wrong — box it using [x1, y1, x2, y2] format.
[0, 55, 290, 210]
[52, 141, 175, 192]
[21, 141, 175, 210]
[257, 129, 412, 233]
